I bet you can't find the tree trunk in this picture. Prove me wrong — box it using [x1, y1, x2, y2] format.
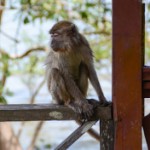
[0, 123, 22, 150]
[0, 1, 22, 149]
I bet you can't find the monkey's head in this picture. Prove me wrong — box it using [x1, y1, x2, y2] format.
[49, 21, 80, 52]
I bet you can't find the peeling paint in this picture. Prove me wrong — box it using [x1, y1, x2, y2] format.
[81, 121, 96, 134]
[49, 111, 63, 119]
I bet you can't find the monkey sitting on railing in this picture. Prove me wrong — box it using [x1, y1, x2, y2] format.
[45, 21, 109, 120]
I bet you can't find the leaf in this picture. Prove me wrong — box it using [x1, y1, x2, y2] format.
[0, 96, 7, 104]
[80, 11, 88, 19]
[44, 144, 51, 149]
[86, 2, 96, 7]
[104, 8, 111, 12]
[24, 16, 30, 24]
[5, 89, 14, 96]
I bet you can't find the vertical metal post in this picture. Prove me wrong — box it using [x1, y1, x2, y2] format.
[100, 119, 114, 150]
[112, 0, 144, 150]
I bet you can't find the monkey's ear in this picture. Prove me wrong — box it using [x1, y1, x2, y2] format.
[49, 29, 52, 34]
[69, 24, 78, 33]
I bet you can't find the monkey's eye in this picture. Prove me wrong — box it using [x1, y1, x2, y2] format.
[51, 33, 59, 37]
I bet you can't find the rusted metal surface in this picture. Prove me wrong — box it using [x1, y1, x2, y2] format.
[100, 120, 114, 150]
[112, 0, 144, 150]
[143, 113, 150, 150]
[143, 66, 150, 80]
[143, 66, 150, 98]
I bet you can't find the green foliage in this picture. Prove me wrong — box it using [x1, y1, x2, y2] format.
[4, 88, 14, 96]
[80, 11, 88, 20]
[34, 144, 51, 150]
[0, 96, 7, 104]
[0, 0, 112, 95]
[22, 54, 45, 75]
[13, 0, 112, 31]
[44, 144, 51, 149]
[24, 16, 30, 24]
[86, 2, 96, 7]
[13, 0, 111, 60]
[1, 54, 10, 77]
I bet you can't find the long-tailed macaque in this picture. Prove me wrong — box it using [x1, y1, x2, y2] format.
[46, 21, 108, 118]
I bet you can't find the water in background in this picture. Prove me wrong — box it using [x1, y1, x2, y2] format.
[5, 64, 149, 150]
[5, 62, 111, 150]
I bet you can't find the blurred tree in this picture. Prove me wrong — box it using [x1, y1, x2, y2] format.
[0, 0, 112, 98]
[0, 96, 7, 104]
[0, 1, 111, 149]
[1, 0, 149, 149]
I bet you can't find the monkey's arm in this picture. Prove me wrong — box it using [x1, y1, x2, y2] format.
[62, 70, 93, 116]
[82, 47, 107, 104]
[62, 70, 85, 101]
[88, 62, 107, 102]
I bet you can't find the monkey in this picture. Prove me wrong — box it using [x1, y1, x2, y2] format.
[45, 20, 108, 119]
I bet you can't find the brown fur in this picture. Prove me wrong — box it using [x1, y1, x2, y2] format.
[46, 21, 108, 117]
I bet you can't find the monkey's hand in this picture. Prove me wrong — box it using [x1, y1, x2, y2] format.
[67, 100, 93, 120]
[99, 98, 111, 106]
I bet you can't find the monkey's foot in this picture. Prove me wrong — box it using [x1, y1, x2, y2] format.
[87, 99, 100, 108]
[99, 100, 111, 106]
[67, 100, 93, 121]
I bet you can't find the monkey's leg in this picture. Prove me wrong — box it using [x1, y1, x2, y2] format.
[68, 62, 92, 119]
[50, 68, 93, 118]
[76, 99, 101, 141]
[78, 62, 88, 97]
[74, 64, 101, 140]
[50, 68, 71, 105]
[50, 69, 100, 140]
[58, 76, 93, 118]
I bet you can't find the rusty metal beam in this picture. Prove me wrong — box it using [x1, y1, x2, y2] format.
[112, 0, 144, 150]
[143, 66, 150, 81]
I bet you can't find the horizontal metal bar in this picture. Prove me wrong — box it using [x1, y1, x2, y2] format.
[143, 66, 150, 98]
[143, 66, 150, 81]
[143, 89, 150, 98]
[143, 82, 150, 90]
[0, 104, 112, 122]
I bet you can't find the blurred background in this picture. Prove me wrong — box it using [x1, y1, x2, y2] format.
[0, 0, 150, 149]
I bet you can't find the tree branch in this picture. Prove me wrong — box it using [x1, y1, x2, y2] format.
[0, 46, 47, 59]
[83, 30, 110, 35]
[27, 121, 44, 150]
[12, 47, 47, 59]
[0, 29, 19, 43]
[30, 78, 46, 104]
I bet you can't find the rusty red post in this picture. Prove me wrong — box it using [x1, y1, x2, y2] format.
[112, 0, 144, 150]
